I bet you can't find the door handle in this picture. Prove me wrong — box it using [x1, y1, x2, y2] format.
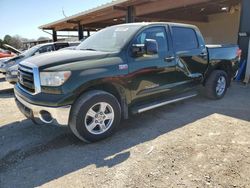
[164, 56, 175, 62]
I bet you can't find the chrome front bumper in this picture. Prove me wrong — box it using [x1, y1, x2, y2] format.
[15, 93, 71, 126]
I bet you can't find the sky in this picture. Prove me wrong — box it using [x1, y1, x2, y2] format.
[0, 0, 112, 40]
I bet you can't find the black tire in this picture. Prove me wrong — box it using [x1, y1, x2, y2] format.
[69, 90, 121, 143]
[204, 70, 228, 100]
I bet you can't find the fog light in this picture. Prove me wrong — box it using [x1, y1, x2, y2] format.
[39, 110, 53, 124]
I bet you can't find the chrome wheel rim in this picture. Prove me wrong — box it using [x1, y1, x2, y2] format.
[84, 102, 114, 135]
[216, 76, 226, 96]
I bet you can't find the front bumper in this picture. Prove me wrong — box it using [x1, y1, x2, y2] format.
[14, 91, 71, 126]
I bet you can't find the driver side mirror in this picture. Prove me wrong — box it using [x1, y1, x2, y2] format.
[131, 39, 158, 58]
[145, 39, 158, 55]
[131, 44, 145, 57]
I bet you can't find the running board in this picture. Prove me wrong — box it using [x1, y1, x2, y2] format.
[132, 93, 198, 114]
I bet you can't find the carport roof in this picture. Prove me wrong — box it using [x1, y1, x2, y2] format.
[39, 0, 241, 31]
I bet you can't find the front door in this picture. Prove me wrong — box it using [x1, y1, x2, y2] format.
[127, 26, 179, 105]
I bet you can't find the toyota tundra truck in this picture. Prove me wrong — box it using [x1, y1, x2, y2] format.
[14, 22, 241, 142]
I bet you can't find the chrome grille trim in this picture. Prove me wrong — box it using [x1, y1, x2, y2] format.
[18, 63, 41, 95]
[33, 66, 41, 94]
[19, 65, 33, 73]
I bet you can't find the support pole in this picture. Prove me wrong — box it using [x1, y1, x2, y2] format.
[87, 30, 90, 37]
[238, 0, 250, 64]
[126, 6, 135, 23]
[78, 23, 83, 40]
[52, 30, 57, 42]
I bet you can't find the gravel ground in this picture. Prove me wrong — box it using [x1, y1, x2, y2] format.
[0, 74, 250, 188]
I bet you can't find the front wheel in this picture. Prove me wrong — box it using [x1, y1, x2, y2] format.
[204, 70, 228, 99]
[69, 90, 121, 143]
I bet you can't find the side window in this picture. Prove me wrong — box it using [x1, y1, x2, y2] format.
[172, 27, 199, 51]
[55, 43, 69, 50]
[133, 26, 168, 58]
[38, 45, 54, 54]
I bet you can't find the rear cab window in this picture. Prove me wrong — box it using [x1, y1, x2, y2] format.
[172, 26, 199, 52]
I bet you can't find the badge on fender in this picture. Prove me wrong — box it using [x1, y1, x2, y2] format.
[119, 64, 128, 70]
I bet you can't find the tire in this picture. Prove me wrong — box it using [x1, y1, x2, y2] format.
[204, 70, 228, 100]
[69, 90, 121, 143]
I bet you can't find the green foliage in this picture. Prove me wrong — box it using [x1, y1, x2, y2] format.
[0, 39, 3, 48]
[1, 35, 22, 49]
[3, 35, 12, 44]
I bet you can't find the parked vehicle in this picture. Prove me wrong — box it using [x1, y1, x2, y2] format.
[2, 44, 22, 56]
[0, 44, 22, 59]
[14, 22, 241, 142]
[0, 48, 15, 59]
[2, 42, 79, 83]
[0, 44, 22, 70]
[5, 64, 18, 84]
[59, 42, 80, 51]
[0, 57, 11, 64]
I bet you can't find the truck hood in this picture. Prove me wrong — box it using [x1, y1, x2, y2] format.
[21, 50, 112, 69]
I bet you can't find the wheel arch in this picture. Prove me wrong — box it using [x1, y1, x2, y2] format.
[73, 81, 129, 119]
[204, 61, 233, 86]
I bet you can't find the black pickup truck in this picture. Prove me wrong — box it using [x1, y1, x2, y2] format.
[14, 22, 241, 142]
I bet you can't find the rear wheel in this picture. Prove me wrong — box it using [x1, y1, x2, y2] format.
[204, 70, 228, 99]
[69, 90, 121, 143]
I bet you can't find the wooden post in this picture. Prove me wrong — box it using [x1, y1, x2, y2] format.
[126, 6, 135, 23]
[78, 23, 83, 40]
[238, 0, 250, 61]
[52, 30, 57, 42]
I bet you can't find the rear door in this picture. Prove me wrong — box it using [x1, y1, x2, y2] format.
[170, 26, 208, 84]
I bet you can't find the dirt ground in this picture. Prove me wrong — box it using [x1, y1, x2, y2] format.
[0, 74, 250, 188]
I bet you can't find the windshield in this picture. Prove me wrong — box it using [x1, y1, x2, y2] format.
[76, 25, 141, 52]
[21, 45, 40, 57]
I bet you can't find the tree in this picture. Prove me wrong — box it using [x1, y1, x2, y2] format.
[9, 35, 23, 49]
[37, 36, 50, 41]
[3, 35, 12, 44]
[0, 39, 3, 48]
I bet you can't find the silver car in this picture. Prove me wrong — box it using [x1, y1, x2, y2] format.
[5, 64, 18, 84]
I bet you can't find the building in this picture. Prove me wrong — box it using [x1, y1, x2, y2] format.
[39, 0, 250, 79]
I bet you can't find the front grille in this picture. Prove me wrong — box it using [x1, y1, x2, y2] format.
[18, 64, 35, 93]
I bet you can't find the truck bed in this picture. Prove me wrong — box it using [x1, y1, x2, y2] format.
[206, 44, 239, 61]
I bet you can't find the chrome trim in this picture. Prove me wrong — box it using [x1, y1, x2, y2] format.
[15, 91, 71, 126]
[19, 65, 33, 73]
[164, 56, 175, 61]
[33, 66, 41, 94]
[137, 94, 197, 113]
[18, 62, 41, 95]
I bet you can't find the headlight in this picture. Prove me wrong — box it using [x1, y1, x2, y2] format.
[40, 71, 71, 86]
